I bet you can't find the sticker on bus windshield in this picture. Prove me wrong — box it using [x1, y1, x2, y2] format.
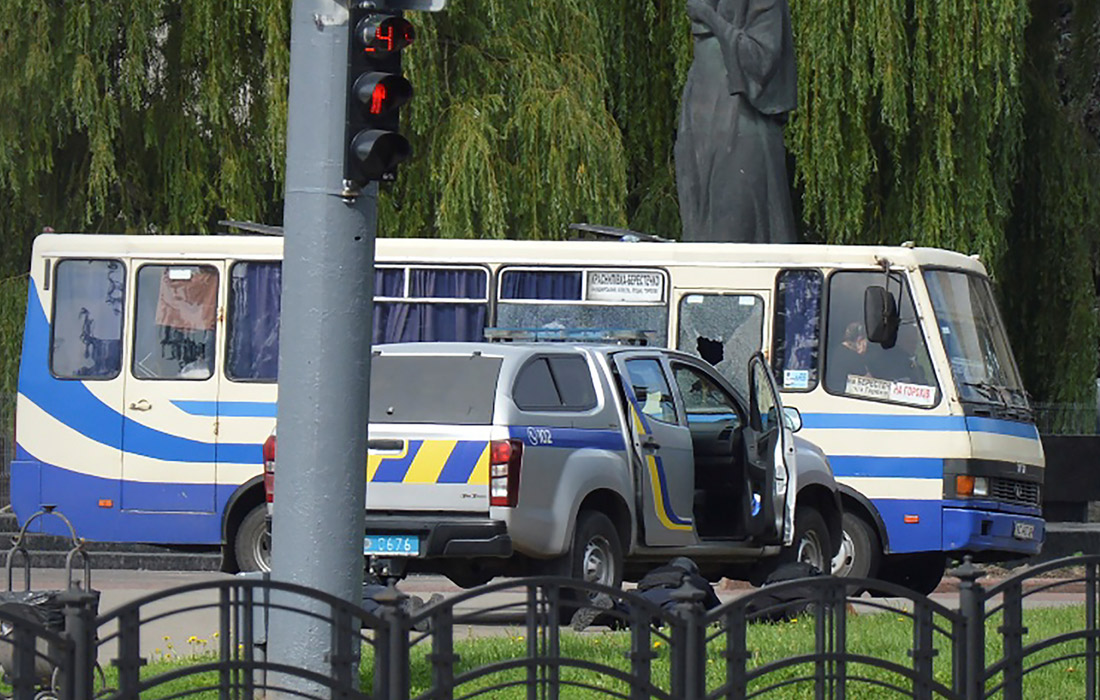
[587, 270, 664, 302]
[784, 369, 810, 389]
[845, 375, 936, 407]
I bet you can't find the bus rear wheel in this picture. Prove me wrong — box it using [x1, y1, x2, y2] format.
[235, 504, 272, 573]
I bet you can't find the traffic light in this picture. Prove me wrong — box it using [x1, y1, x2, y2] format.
[345, 5, 415, 186]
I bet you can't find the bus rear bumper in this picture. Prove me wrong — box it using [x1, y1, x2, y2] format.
[942, 507, 1044, 556]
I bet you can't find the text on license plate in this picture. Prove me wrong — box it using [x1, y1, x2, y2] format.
[364, 535, 420, 556]
[1013, 522, 1036, 541]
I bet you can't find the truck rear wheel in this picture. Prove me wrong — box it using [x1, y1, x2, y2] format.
[235, 504, 272, 573]
[570, 511, 623, 590]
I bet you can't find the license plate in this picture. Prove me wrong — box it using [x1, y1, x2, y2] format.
[1013, 521, 1036, 541]
[364, 535, 420, 556]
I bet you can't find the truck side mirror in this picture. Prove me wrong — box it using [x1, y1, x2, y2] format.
[782, 406, 802, 433]
[864, 286, 899, 348]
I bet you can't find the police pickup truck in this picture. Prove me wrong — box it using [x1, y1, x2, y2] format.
[267, 342, 842, 588]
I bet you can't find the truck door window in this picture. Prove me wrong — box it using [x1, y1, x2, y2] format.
[624, 358, 678, 424]
[677, 294, 763, 398]
[672, 364, 742, 426]
[772, 269, 822, 392]
[825, 271, 939, 407]
[513, 354, 597, 411]
[51, 259, 125, 380]
[132, 265, 218, 381]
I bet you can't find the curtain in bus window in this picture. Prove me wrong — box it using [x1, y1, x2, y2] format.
[773, 270, 822, 391]
[227, 262, 282, 381]
[372, 269, 488, 343]
[500, 270, 583, 300]
[375, 268, 405, 297]
[51, 259, 125, 379]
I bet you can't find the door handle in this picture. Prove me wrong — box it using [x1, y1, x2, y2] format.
[641, 437, 660, 450]
[129, 399, 152, 412]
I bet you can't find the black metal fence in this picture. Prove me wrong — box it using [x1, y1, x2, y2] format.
[0, 554, 1098, 698]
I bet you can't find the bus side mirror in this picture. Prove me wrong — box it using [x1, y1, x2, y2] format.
[865, 286, 899, 348]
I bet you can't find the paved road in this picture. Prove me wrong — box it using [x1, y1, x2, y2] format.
[7, 568, 1085, 664]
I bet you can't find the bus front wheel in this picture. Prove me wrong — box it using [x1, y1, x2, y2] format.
[235, 504, 272, 573]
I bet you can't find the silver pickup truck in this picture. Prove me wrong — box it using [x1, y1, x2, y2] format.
[293, 341, 841, 589]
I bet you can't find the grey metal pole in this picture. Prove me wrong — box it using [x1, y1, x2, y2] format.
[267, 0, 374, 693]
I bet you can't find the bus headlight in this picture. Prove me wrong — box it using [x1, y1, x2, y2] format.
[956, 475, 989, 497]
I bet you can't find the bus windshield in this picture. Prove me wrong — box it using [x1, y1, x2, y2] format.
[923, 269, 1029, 415]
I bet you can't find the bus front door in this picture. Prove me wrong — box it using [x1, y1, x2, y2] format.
[121, 261, 224, 514]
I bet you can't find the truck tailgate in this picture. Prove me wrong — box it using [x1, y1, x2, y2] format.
[366, 425, 492, 512]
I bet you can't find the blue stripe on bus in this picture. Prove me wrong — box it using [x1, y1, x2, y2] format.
[802, 412, 1038, 440]
[873, 498, 942, 553]
[19, 293, 263, 465]
[10, 445, 227, 544]
[172, 401, 278, 418]
[963, 417, 1040, 440]
[829, 456, 944, 479]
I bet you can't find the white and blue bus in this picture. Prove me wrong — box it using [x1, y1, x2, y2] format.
[14, 233, 1042, 589]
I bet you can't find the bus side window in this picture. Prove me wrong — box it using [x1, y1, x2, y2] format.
[772, 269, 822, 392]
[677, 294, 763, 399]
[373, 266, 489, 343]
[824, 271, 939, 407]
[51, 259, 125, 379]
[227, 262, 281, 382]
[132, 265, 219, 381]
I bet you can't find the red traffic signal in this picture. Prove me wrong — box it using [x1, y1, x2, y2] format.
[355, 15, 415, 58]
[352, 73, 412, 116]
[345, 10, 415, 185]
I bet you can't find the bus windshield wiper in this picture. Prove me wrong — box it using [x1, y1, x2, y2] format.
[960, 381, 1007, 406]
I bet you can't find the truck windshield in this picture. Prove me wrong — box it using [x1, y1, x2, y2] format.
[923, 270, 1029, 417]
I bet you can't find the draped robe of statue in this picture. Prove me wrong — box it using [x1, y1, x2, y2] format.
[675, 0, 798, 243]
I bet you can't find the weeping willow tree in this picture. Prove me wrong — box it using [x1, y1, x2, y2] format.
[0, 0, 291, 276]
[379, 0, 632, 239]
[1000, 0, 1100, 423]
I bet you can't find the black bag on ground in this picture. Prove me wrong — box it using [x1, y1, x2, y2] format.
[743, 562, 822, 622]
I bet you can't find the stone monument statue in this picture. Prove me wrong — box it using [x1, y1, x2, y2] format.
[675, 0, 798, 243]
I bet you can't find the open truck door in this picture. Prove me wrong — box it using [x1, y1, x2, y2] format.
[745, 353, 798, 547]
[613, 352, 698, 548]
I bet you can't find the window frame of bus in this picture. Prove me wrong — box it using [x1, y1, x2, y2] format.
[822, 268, 941, 410]
[496, 267, 668, 306]
[771, 268, 824, 394]
[49, 258, 127, 381]
[373, 264, 491, 344]
[677, 292, 765, 401]
[225, 260, 282, 384]
[130, 262, 221, 382]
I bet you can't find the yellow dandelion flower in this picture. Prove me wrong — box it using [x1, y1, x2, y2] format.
[213, 632, 220, 639]
[163, 635, 171, 642]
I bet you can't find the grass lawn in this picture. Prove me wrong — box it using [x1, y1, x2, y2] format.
[36, 604, 1095, 698]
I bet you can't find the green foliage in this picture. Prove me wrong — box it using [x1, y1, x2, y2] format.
[0, 0, 290, 270]
[381, 0, 631, 240]
[787, 0, 1028, 265]
[0, 276, 27, 398]
[1000, 0, 1100, 416]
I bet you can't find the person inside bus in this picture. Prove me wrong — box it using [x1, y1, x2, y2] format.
[827, 321, 871, 388]
[873, 324, 932, 386]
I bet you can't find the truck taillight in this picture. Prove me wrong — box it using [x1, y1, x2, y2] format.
[262, 435, 277, 503]
[489, 438, 523, 507]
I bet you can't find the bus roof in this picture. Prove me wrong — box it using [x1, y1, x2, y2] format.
[30, 233, 989, 275]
